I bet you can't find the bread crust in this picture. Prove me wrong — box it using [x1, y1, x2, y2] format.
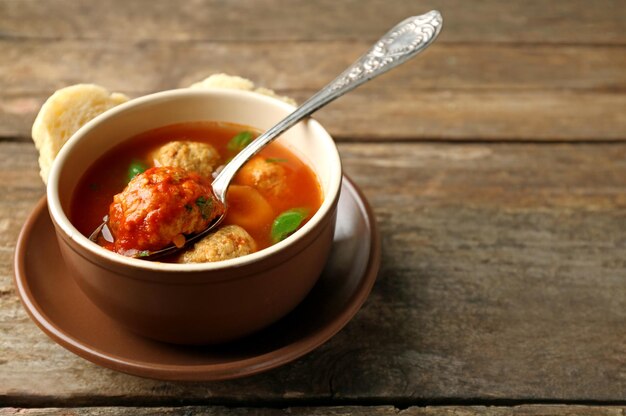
[31, 84, 128, 184]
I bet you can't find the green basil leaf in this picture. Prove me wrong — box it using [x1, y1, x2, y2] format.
[128, 160, 148, 182]
[265, 158, 288, 163]
[195, 196, 214, 219]
[227, 131, 253, 153]
[271, 208, 309, 244]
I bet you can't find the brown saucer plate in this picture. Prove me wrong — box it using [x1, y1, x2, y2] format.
[14, 176, 381, 381]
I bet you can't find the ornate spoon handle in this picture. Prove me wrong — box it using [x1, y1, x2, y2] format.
[326, 10, 443, 96]
[212, 10, 443, 202]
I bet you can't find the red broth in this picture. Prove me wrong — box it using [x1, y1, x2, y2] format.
[70, 121, 322, 258]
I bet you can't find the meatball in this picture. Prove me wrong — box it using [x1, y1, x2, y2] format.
[236, 156, 288, 197]
[179, 225, 257, 263]
[108, 166, 224, 255]
[153, 140, 221, 178]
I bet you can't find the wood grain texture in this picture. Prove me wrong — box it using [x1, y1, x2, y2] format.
[3, 90, 625, 142]
[1, 0, 625, 44]
[1, 40, 625, 140]
[2, 0, 626, 407]
[1, 141, 625, 405]
[5, 42, 624, 94]
[1, 406, 625, 415]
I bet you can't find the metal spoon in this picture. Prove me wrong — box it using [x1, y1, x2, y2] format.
[90, 10, 443, 259]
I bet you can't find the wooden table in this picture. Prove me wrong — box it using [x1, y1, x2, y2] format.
[1, 1, 625, 414]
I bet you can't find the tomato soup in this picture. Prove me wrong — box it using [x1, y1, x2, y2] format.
[70, 121, 322, 262]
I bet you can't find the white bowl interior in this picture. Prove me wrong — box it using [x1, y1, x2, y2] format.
[47, 89, 342, 271]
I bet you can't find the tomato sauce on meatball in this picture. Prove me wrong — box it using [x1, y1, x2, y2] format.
[108, 166, 223, 255]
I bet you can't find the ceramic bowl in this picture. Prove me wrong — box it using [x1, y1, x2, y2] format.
[46, 89, 342, 345]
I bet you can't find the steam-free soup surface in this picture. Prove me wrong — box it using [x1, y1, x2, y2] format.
[71, 121, 322, 261]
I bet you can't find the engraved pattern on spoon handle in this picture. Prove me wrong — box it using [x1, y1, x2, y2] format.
[290, 10, 443, 118]
[327, 11, 443, 94]
[212, 11, 443, 202]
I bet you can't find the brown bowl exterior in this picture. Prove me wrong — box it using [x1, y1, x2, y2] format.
[46, 89, 343, 345]
[52, 206, 337, 345]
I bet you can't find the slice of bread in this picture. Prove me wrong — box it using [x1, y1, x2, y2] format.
[189, 73, 297, 107]
[32, 84, 129, 184]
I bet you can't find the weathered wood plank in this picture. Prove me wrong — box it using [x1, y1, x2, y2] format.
[2, 40, 625, 140]
[5, 42, 624, 95]
[3, 90, 625, 142]
[1, 405, 625, 415]
[1, 141, 625, 404]
[316, 90, 626, 141]
[1, 0, 624, 45]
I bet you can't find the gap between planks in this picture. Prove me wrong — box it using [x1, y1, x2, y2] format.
[3, 396, 626, 409]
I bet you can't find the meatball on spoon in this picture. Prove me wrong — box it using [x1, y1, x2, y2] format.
[90, 11, 443, 259]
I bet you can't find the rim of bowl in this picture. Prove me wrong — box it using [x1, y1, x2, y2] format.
[46, 88, 342, 273]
